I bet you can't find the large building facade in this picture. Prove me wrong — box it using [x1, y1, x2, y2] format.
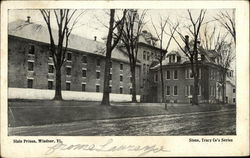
[8, 19, 144, 102]
[149, 50, 236, 104]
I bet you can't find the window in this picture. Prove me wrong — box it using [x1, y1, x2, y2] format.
[28, 45, 35, 55]
[199, 68, 201, 79]
[48, 81, 53, 89]
[233, 98, 236, 103]
[198, 85, 201, 96]
[174, 86, 178, 95]
[185, 86, 189, 96]
[67, 52, 72, 61]
[174, 70, 178, 79]
[166, 86, 170, 96]
[120, 63, 123, 70]
[190, 85, 194, 95]
[130, 88, 132, 94]
[233, 88, 236, 93]
[49, 51, 53, 58]
[143, 51, 146, 60]
[177, 56, 181, 62]
[110, 61, 112, 68]
[109, 74, 112, 80]
[82, 55, 87, 64]
[151, 52, 154, 60]
[48, 64, 54, 73]
[96, 58, 100, 66]
[130, 76, 132, 82]
[109, 86, 112, 93]
[154, 73, 158, 82]
[120, 87, 123, 94]
[96, 85, 100, 92]
[143, 64, 146, 74]
[96, 71, 100, 79]
[147, 52, 150, 60]
[66, 67, 71, 76]
[27, 79, 33, 88]
[120, 75, 123, 82]
[166, 70, 171, 79]
[147, 65, 149, 73]
[66, 82, 70, 90]
[172, 55, 176, 62]
[82, 69, 86, 77]
[82, 83, 86, 91]
[28, 61, 34, 71]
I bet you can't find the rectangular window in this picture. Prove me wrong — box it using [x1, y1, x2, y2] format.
[82, 83, 86, 91]
[66, 67, 71, 76]
[166, 86, 170, 96]
[66, 82, 70, 90]
[147, 52, 150, 60]
[82, 55, 87, 64]
[189, 69, 193, 78]
[174, 86, 178, 95]
[190, 85, 194, 96]
[185, 85, 189, 96]
[96, 85, 100, 92]
[233, 88, 236, 93]
[199, 68, 201, 79]
[110, 61, 112, 68]
[143, 64, 146, 74]
[174, 70, 178, 79]
[120, 75, 123, 82]
[120, 87, 123, 94]
[67, 52, 72, 61]
[48, 64, 54, 73]
[143, 51, 146, 60]
[109, 74, 112, 80]
[109, 86, 112, 93]
[27, 79, 33, 88]
[155, 73, 158, 82]
[28, 61, 34, 71]
[120, 63, 123, 70]
[185, 69, 189, 79]
[28, 45, 35, 55]
[233, 98, 236, 103]
[166, 70, 171, 79]
[130, 88, 132, 94]
[177, 56, 181, 62]
[151, 52, 154, 60]
[198, 85, 201, 96]
[49, 51, 53, 58]
[96, 58, 100, 66]
[48, 81, 53, 89]
[130, 76, 132, 83]
[96, 71, 100, 79]
[82, 69, 86, 77]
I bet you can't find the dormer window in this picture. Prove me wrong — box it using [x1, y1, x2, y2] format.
[177, 56, 181, 62]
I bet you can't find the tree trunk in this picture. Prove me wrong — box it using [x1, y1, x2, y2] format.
[54, 67, 62, 100]
[160, 61, 164, 103]
[222, 73, 226, 104]
[101, 9, 114, 106]
[131, 66, 137, 102]
[101, 56, 111, 106]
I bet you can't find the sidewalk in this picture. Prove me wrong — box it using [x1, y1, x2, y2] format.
[8, 99, 235, 127]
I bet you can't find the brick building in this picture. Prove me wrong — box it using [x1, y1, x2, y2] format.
[8, 19, 143, 101]
[149, 48, 235, 104]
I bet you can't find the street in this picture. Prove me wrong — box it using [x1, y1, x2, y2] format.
[9, 108, 236, 136]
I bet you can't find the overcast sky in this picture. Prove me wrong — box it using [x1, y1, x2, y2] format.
[9, 9, 234, 49]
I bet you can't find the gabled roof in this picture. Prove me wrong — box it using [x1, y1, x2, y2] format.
[8, 19, 130, 63]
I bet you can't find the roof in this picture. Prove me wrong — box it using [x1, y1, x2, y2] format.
[8, 19, 130, 63]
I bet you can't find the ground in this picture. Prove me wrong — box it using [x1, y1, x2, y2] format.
[8, 99, 236, 136]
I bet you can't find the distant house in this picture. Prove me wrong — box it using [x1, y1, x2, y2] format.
[149, 47, 235, 104]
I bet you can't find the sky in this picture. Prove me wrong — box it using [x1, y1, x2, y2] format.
[8, 9, 235, 70]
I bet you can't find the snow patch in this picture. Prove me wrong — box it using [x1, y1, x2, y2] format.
[8, 88, 140, 102]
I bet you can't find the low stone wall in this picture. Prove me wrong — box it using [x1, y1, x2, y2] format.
[8, 88, 141, 102]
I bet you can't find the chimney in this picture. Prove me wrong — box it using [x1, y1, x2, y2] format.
[26, 16, 31, 23]
[94, 36, 97, 41]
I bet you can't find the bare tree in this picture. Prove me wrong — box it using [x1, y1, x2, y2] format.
[101, 9, 127, 106]
[172, 9, 206, 105]
[151, 17, 178, 103]
[40, 9, 85, 100]
[214, 10, 236, 44]
[119, 9, 146, 102]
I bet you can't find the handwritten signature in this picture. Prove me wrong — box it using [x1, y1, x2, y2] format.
[45, 138, 169, 156]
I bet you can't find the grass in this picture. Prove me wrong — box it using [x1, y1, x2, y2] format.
[8, 99, 235, 127]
